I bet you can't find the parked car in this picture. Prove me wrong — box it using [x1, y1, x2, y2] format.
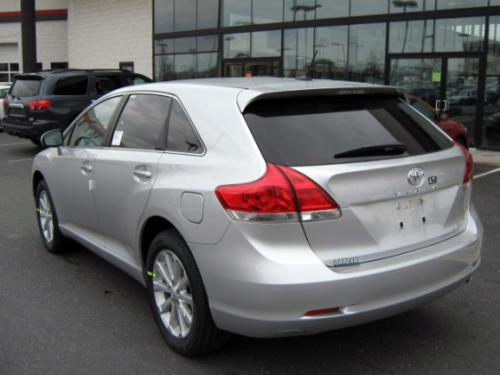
[2, 69, 151, 145]
[0, 84, 11, 131]
[406, 94, 469, 148]
[32, 78, 482, 356]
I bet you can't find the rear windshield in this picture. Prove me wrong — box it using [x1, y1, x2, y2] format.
[243, 95, 453, 166]
[10, 77, 42, 97]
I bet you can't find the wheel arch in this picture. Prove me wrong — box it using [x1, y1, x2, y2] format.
[32, 170, 45, 196]
[140, 216, 186, 269]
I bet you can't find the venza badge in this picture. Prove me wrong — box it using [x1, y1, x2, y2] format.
[408, 168, 425, 187]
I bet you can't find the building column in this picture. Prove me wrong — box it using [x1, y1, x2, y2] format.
[21, 0, 37, 73]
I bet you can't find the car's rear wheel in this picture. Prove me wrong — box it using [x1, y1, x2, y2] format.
[145, 229, 230, 356]
[31, 138, 41, 146]
[35, 180, 66, 253]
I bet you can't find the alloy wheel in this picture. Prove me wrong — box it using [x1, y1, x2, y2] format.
[38, 190, 54, 243]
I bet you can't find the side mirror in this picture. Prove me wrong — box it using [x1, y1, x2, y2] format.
[439, 112, 449, 121]
[41, 129, 63, 147]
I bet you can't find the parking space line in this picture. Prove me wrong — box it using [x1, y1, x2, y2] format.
[6, 158, 33, 163]
[0, 141, 31, 147]
[474, 167, 500, 180]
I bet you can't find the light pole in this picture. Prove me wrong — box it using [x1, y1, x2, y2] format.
[392, 0, 418, 53]
[21, 0, 37, 73]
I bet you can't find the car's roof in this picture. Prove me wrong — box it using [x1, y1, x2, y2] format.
[113, 77, 400, 111]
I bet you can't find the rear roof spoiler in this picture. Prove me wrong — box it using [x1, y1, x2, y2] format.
[237, 86, 405, 112]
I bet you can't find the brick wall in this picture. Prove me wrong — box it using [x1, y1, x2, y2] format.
[68, 0, 153, 78]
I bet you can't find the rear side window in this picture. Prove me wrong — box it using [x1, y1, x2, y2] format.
[53, 76, 88, 95]
[11, 78, 42, 97]
[244, 95, 453, 166]
[167, 101, 203, 154]
[112, 94, 171, 150]
[95, 75, 122, 95]
[123, 75, 150, 86]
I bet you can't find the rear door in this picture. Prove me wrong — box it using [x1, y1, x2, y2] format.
[92, 93, 171, 263]
[244, 94, 469, 265]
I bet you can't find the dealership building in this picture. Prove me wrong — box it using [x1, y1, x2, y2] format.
[1, 0, 500, 149]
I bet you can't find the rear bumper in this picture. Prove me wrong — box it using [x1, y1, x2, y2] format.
[3, 119, 62, 140]
[190, 207, 482, 338]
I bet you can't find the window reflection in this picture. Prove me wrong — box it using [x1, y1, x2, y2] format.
[252, 30, 282, 57]
[350, 0, 389, 16]
[197, 0, 219, 29]
[284, 28, 314, 77]
[315, 0, 349, 19]
[434, 17, 485, 52]
[314, 26, 348, 79]
[436, 0, 487, 9]
[483, 16, 500, 149]
[175, 54, 197, 79]
[389, 0, 433, 13]
[174, 0, 196, 31]
[349, 23, 386, 83]
[253, 0, 283, 24]
[284, 0, 317, 22]
[390, 20, 434, 53]
[154, 0, 174, 33]
[224, 33, 251, 58]
[223, 0, 251, 27]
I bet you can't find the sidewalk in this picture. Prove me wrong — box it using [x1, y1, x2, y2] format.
[470, 148, 500, 167]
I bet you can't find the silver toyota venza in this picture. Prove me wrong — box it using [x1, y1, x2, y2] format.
[32, 78, 482, 356]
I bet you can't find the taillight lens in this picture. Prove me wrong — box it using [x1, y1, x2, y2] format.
[28, 99, 52, 112]
[215, 163, 341, 222]
[455, 142, 473, 184]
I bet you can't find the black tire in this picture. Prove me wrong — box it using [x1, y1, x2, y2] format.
[456, 136, 468, 149]
[31, 138, 41, 146]
[145, 229, 230, 356]
[35, 180, 66, 253]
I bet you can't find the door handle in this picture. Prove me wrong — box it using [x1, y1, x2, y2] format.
[81, 162, 93, 173]
[133, 170, 152, 179]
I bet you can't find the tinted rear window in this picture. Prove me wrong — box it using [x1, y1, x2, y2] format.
[53, 76, 88, 95]
[11, 78, 42, 97]
[244, 95, 453, 166]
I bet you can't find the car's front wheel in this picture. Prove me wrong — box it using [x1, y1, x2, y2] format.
[35, 180, 66, 253]
[145, 229, 230, 356]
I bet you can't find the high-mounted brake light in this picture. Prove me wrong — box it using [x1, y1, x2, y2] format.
[455, 142, 473, 184]
[215, 163, 341, 222]
[28, 99, 52, 112]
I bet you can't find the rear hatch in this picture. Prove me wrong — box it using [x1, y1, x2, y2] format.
[243, 92, 470, 266]
[5, 75, 44, 125]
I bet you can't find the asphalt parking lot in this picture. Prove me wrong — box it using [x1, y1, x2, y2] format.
[1, 132, 499, 375]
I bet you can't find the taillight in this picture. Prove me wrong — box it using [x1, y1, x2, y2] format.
[28, 99, 52, 112]
[215, 163, 341, 222]
[455, 142, 473, 184]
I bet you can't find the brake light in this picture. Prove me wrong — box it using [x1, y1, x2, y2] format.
[215, 163, 341, 222]
[455, 142, 473, 184]
[28, 99, 52, 112]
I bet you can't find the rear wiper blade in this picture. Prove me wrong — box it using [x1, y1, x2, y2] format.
[334, 144, 407, 159]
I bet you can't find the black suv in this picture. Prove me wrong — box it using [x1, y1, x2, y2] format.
[2, 69, 152, 145]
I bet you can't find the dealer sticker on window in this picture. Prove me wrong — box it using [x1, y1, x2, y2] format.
[112, 130, 124, 146]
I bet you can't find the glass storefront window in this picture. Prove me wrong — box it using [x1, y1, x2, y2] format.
[349, 23, 386, 83]
[224, 33, 251, 58]
[197, 0, 219, 29]
[223, 0, 251, 27]
[197, 53, 219, 77]
[154, 0, 174, 33]
[253, 0, 283, 24]
[350, 0, 389, 16]
[436, 0, 487, 9]
[284, 0, 317, 22]
[175, 54, 197, 79]
[434, 17, 485, 52]
[155, 38, 174, 54]
[284, 27, 314, 77]
[484, 16, 500, 148]
[390, 0, 435, 13]
[174, 37, 197, 53]
[197, 35, 219, 52]
[390, 20, 434, 53]
[314, 26, 348, 79]
[251, 30, 282, 57]
[155, 55, 175, 81]
[174, 0, 196, 31]
[315, 0, 349, 19]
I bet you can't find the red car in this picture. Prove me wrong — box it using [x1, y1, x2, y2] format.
[406, 94, 469, 148]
